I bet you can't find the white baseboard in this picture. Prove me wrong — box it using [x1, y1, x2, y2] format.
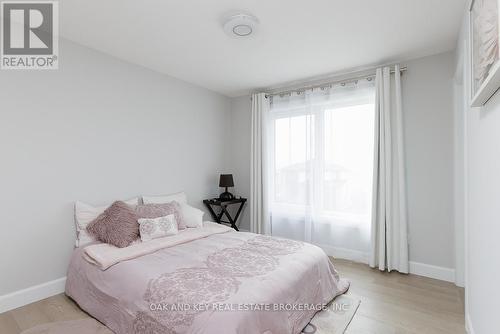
[465, 313, 475, 334]
[318, 244, 456, 283]
[455, 275, 465, 288]
[0, 277, 66, 314]
[408, 261, 455, 283]
[318, 244, 370, 264]
[0, 254, 457, 314]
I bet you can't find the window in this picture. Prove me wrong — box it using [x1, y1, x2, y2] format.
[268, 82, 375, 228]
[321, 103, 375, 223]
[274, 114, 315, 206]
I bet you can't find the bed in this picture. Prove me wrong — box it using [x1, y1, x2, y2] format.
[66, 222, 349, 334]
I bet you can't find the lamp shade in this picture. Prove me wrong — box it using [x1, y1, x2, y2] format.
[219, 174, 234, 187]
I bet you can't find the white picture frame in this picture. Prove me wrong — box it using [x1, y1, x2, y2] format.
[470, 0, 500, 107]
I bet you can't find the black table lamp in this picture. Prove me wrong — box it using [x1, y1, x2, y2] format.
[219, 174, 234, 200]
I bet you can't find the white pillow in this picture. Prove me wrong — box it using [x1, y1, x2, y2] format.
[142, 192, 187, 205]
[74, 197, 139, 247]
[138, 214, 178, 242]
[181, 203, 204, 228]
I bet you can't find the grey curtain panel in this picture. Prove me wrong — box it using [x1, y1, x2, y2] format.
[370, 65, 409, 273]
[250, 93, 270, 234]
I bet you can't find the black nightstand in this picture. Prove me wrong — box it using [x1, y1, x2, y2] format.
[203, 198, 247, 231]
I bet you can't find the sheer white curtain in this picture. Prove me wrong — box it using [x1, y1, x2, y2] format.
[266, 80, 376, 255]
[370, 66, 409, 273]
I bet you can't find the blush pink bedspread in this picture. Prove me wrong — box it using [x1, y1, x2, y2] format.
[66, 225, 349, 334]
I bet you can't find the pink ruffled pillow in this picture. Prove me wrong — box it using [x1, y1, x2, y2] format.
[86, 201, 139, 248]
[135, 201, 186, 230]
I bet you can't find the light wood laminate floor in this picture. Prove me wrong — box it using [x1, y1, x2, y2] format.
[0, 259, 465, 334]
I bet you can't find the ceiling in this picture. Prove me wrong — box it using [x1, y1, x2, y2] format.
[60, 0, 467, 97]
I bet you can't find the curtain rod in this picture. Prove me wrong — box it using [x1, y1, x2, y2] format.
[265, 66, 407, 98]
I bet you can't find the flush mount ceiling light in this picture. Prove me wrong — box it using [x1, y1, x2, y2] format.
[223, 14, 259, 37]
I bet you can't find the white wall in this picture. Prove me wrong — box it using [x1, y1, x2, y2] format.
[0, 40, 231, 297]
[402, 52, 456, 270]
[228, 96, 252, 231]
[229, 52, 457, 271]
[456, 11, 500, 334]
[453, 44, 466, 288]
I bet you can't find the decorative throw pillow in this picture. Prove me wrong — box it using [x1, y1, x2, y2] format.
[86, 201, 139, 248]
[135, 201, 186, 229]
[74, 197, 139, 247]
[180, 203, 204, 228]
[138, 214, 178, 242]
